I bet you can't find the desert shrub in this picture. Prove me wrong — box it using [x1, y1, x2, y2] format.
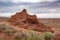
[0, 35, 4, 40]
[14, 32, 27, 40]
[0, 24, 7, 32]
[5, 28, 17, 36]
[44, 32, 54, 40]
[28, 31, 39, 40]
[12, 29, 54, 40]
[39, 34, 45, 40]
[26, 30, 44, 40]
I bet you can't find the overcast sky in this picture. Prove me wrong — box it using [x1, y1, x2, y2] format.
[0, 0, 60, 18]
[0, 0, 56, 3]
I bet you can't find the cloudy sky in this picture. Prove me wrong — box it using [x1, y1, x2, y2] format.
[0, 0, 60, 18]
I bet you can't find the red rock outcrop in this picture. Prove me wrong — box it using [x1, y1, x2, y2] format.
[7, 9, 56, 33]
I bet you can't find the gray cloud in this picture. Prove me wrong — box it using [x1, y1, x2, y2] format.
[0, 0, 60, 14]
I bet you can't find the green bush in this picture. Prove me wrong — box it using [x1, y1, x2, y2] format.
[26, 30, 45, 40]
[28, 31, 39, 40]
[14, 32, 27, 40]
[0, 24, 7, 32]
[5, 28, 17, 36]
[39, 34, 45, 40]
[44, 32, 54, 40]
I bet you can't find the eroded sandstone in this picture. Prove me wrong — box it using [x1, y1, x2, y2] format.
[8, 9, 56, 33]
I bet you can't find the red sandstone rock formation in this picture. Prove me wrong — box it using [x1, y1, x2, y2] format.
[8, 9, 56, 33]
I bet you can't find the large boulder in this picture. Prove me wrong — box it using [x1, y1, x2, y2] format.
[7, 9, 56, 33]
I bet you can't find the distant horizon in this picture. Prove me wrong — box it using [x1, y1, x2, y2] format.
[0, 13, 60, 18]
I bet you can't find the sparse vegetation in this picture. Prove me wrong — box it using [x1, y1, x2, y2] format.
[16, 30, 45, 40]
[14, 32, 27, 40]
[5, 28, 17, 36]
[44, 32, 54, 40]
[0, 24, 54, 40]
[0, 24, 7, 32]
[25, 31, 54, 40]
[27, 30, 40, 40]
[0, 24, 17, 36]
